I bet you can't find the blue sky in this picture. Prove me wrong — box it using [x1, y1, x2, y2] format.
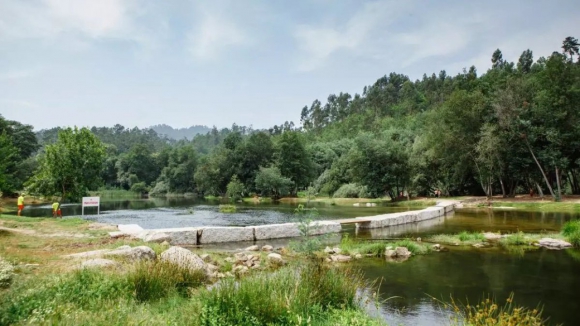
[0, 0, 578, 130]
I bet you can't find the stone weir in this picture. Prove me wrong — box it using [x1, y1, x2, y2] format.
[113, 200, 459, 245]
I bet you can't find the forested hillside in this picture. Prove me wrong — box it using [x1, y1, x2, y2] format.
[2, 37, 579, 201]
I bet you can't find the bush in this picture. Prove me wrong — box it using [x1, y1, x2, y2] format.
[0, 257, 14, 288]
[150, 181, 169, 195]
[226, 175, 244, 202]
[130, 182, 148, 194]
[562, 220, 580, 247]
[128, 260, 206, 302]
[333, 183, 366, 198]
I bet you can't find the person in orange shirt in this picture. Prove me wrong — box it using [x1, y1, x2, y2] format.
[17, 193, 24, 216]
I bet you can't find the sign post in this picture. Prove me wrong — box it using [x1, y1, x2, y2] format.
[82, 196, 100, 216]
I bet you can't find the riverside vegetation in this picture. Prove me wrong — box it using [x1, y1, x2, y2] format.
[1, 37, 580, 205]
[0, 214, 559, 325]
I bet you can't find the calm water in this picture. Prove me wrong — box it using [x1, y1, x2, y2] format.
[13, 198, 580, 325]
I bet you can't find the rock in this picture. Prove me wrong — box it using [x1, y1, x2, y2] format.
[200, 254, 211, 262]
[432, 244, 441, 251]
[385, 249, 397, 258]
[251, 263, 261, 269]
[267, 253, 285, 265]
[234, 252, 249, 263]
[144, 232, 171, 243]
[63, 249, 112, 259]
[483, 232, 502, 240]
[472, 243, 487, 248]
[324, 246, 334, 254]
[117, 224, 144, 235]
[160, 246, 207, 272]
[109, 231, 126, 239]
[105, 246, 156, 261]
[224, 257, 235, 263]
[217, 272, 225, 278]
[116, 245, 132, 250]
[261, 245, 273, 252]
[225, 272, 234, 277]
[416, 237, 422, 242]
[325, 257, 332, 263]
[330, 254, 352, 263]
[538, 238, 572, 249]
[245, 245, 259, 251]
[354, 254, 363, 259]
[206, 263, 219, 274]
[161, 241, 170, 246]
[395, 247, 412, 258]
[332, 247, 342, 254]
[253, 223, 301, 240]
[233, 265, 249, 274]
[78, 259, 119, 269]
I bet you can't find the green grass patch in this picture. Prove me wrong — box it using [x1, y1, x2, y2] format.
[429, 231, 486, 246]
[339, 235, 431, 256]
[218, 204, 237, 213]
[561, 220, 580, 247]
[491, 201, 580, 213]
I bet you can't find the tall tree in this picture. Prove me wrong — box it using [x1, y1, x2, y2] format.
[27, 127, 105, 201]
[562, 36, 579, 61]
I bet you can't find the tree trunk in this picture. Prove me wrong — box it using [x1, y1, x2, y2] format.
[499, 178, 506, 197]
[536, 183, 544, 198]
[555, 167, 562, 202]
[525, 139, 556, 199]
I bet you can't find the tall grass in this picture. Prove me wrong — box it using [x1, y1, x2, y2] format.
[339, 235, 431, 256]
[198, 262, 365, 325]
[218, 204, 237, 213]
[561, 220, 580, 247]
[129, 260, 206, 302]
[444, 293, 547, 326]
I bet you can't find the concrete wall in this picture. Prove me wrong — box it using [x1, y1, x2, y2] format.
[118, 200, 459, 244]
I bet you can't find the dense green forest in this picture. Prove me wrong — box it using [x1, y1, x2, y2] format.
[1, 36, 579, 201]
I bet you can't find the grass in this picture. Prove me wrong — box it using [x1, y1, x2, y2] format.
[339, 235, 431, 256]
[218, 204, 237, 213]
[429, 232, 486, 245]
[561, 220, 580, 247]
[444, 293, 547, 326]
[491, 201, 580, 213]
[89, 189, 141, 198]
[0, 258, 381, 326]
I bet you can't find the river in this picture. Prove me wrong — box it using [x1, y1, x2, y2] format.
[16, 198, 580, 325]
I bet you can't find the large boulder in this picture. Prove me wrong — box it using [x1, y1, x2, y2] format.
[538, 238, 572, 249]
[267, 253, 285, 265]
[395, 247, 412, 258]
[160, 246, 207, 272]
[104, 246, 156, 261]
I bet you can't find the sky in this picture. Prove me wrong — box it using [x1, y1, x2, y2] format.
[0, 0, 578, 131]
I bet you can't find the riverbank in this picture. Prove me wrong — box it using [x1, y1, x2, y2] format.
[0, 214, 558, 325]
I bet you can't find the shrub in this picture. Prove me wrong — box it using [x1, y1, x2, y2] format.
[226, 175, 244, 202]
[0, 257, 14, 288]
[150, 181, 169, 195]
[333, 183, 366, 198]
[128, 260, 206, 302]
[562, 220, 580, 247]
[130, 182, 148, 194]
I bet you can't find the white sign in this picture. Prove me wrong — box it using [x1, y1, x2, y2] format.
[82, 196, 100, 215]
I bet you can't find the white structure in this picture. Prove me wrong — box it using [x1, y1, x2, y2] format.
[81, 196, 100, 215]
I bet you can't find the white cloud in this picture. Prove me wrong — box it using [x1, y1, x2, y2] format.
[44, 0, 127, 37]
[0, 70, 33, 81]
[187, 10, 248, 60]
[293, 1, 409, 72]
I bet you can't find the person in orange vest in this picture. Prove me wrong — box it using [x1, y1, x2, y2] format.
[52, 201, 62, 218]
[17, 193, 24, 216]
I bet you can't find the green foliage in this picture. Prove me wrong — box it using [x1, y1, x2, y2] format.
[291, 205, 325, 256]
[225, 175, 244, 202]
[499, 232, 528, 246]
[254, 166, 294, 199]
[561, 220, 580, 247]
[333, 183, 368, 198]
[27, 127, 106, 201]
[0, 116, 38, 194]
[458, 231, 486, 242]
[0, 257, 14, 288]
[219, 204, 237, 213]
[275, 131, 314, 190]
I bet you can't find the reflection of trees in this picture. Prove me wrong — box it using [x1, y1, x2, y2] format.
[363, 250, 580, 325]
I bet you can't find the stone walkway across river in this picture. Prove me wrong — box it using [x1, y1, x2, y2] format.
[113, 200, 459, 245]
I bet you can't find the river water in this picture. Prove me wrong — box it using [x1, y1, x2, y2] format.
[16, 198, 580, 325]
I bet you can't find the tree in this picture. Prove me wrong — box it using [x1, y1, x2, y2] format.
[255, 166, 294, 199]
[275, 131, 314, 191]
[562, 36, 579, 61]
[226, 175, 245, 201]
[0, 133, 16, 192]
[0, 116, 39, 194]
[517, 50, 534, 74]
[27, 127, 105, 201]
[492, 49, 504, 69]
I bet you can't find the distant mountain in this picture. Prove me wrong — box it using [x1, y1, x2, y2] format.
[150, 124, 211, 140]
